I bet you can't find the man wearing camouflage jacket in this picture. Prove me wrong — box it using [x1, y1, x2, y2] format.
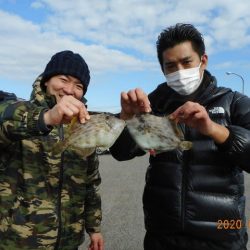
[0, 51, 103, 250]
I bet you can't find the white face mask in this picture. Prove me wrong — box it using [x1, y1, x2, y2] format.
[165, 63, 203, 95]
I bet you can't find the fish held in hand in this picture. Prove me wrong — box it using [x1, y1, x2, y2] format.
[53, 113, 126, 157]
[126, 113, 192, 155]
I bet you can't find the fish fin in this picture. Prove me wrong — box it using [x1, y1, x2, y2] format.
[85, 148, 96, 157]
[82, 148, 96, 157]
[69, 116, 78, 128]
[70, 146, 96, 158]
[64, 117, 79, 138]
[179, 141, 192, 150]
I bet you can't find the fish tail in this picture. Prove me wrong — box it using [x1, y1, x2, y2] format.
[179, 141, 192, 150]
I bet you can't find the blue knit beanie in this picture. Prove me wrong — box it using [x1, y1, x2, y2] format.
[41, 50, 90, 93]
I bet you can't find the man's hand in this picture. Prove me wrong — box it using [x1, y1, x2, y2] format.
[120, 88, 151, 120]
[43, 95, 90, 126]
[170, 101, 229, 144]
[88, 232, 104, 250]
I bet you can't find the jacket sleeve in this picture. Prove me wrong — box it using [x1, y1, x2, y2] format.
[84, 153, 102, 234]
[217, 93, 250, 172]
[109, 127, 146, 161]
[0, 100, 52, 145]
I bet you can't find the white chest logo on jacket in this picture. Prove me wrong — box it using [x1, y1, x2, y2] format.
[208, 107, 225, 114]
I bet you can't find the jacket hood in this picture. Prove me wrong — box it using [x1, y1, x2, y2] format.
[30, 75, 56, 109]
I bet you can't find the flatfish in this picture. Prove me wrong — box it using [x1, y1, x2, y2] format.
[53, 113, 126, 157]
[126, 113, 192, 155]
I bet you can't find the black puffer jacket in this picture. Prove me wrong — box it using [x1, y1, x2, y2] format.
[110, 71, 250, 243]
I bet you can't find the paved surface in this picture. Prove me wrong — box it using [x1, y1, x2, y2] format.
[80, 154, 147, 250]
[80, 154, 250, 250]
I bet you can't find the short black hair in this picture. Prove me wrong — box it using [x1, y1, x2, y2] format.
[156, 23, 205, 71]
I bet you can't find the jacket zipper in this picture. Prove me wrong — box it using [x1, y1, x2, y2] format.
[181, 153, 186, 230]
[181, 125, 190, 231]
[55, 125, 64, 250]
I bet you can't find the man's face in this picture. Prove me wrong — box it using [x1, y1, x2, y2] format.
[44, 75, 84, 102]
[162, 41, 207, 76]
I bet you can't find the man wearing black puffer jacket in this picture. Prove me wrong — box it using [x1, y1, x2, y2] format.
[110, 23, 250, 250]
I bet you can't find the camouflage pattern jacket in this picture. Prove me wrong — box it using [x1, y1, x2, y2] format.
[0, 78, 102, 250]
[0, 91, 52, 144]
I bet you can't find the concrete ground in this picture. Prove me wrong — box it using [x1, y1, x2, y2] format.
[80, 154, 250, 250]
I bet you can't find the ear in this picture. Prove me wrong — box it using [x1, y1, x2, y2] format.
[201, 54, 208, 69]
